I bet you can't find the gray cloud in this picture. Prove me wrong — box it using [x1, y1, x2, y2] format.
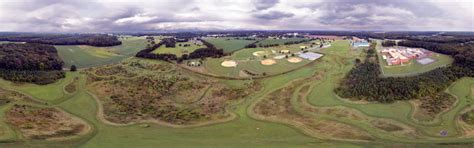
[253, 0, 279, 10]
[253, 11, 294, 20]
[0, 0, 471, 32]
[312, 0, 448, 30]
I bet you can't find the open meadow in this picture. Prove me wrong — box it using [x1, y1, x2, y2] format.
[258, 37, 308, 46]
[0, 39, 473, 148]
[204, 37, 258, 53]
[152, 41, 203, 57]
[56, 36, 147, 68]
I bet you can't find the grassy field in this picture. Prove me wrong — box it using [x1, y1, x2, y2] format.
[302, 42, 474, 139]
[258, 37, 308, 46]
[203, 41, 322, 78]
[0, 72, 79, 104]
[204, 37, 258, 53]
[375, 40, 454, 77]
[0, 40, 473, 147]
[56, 36, 147, 68]
[152, 41, 203, 57]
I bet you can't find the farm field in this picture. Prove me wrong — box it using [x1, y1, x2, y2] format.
[258, 37, 308, 46]
[204, 37, 258, 53]
[375, 40, 454, 77]
[152, 41, 203, 57]
[56, 36, 147, 68]
[0, 39, 473, 147]
[202, 40, 323, 78]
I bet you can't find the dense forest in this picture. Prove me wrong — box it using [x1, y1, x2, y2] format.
[0, 33, 122, 47]
[136, 38, 224, 62]
[162, 38, 176, 48]
[335, 41, 473, 103]
[381, 40, 396, 47]
[0, 43, 65, 84]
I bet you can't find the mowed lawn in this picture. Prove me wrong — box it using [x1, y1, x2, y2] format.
[0, 72, 78, 103]
[203, 43, 316, 78]
[152, 41, 203, 57]
[56, 36, 147, 68]
[375, 41, 454, 77]
[204, 37, 258, 53]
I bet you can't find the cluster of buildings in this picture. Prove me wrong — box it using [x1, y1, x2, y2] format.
[352, 41, 370, 47]
[381, 47, 432, 65]
[351, 37, 370, 48]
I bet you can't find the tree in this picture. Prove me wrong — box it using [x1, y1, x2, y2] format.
[355, 58, 361, 64]
[70, 65, 77, 72]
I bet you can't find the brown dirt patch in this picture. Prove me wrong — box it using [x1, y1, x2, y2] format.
[260, 59, 276, 65]
[287, 57, 302, 63]
[221, 60, 237, 67]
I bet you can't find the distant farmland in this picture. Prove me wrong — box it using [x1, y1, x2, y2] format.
[56, 36, 147, 68]
[204, 37, 258, 53]
[258, 38, 308, 46]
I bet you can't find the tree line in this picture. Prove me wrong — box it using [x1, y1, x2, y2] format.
[136, 38, 224, 62]
[381, 40, 396, 47]
[0, 43, 65, 84]
[0, 33, 122, 47]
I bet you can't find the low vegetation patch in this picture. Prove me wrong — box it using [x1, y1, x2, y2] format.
[6, 104, 89, 140]
[462, 110, 474, 125]
[0, 88, 36, 105]
[64, 77, 79, 93]
[86, 61, 260, 125]
[370, 120, 404, 132]
[253, 78, 373, 141]
[413, 92, 456, 121]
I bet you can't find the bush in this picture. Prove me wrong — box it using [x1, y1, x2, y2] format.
[70, 65, 77, 72]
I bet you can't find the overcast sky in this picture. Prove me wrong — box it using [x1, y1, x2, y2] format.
[0, 0, 473, 32]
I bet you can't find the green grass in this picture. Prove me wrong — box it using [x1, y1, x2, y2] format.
[56, 37, 147, 68]
[258, 38, 308, 46]
[0, 104, 18, 141]
[0, 72, 79, 103]
[375, 40, 454, 77]
[203, 42, 318, 78]
[204, 37, 257, 53]
[0, 39, 474, 147]
[152, 41, 202, 57]
[303, 40, 474, 138]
